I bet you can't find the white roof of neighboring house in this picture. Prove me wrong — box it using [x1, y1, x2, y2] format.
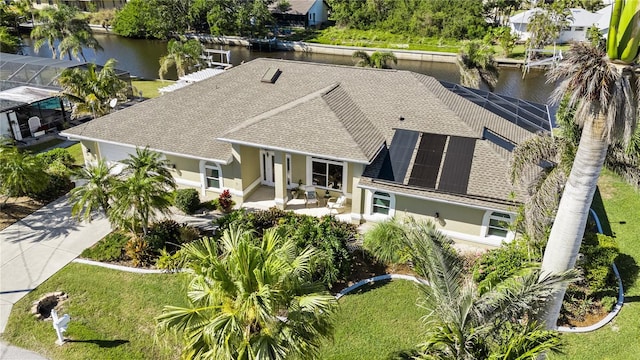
[0, 86, 56, 104]
[509, 7, 611, 30]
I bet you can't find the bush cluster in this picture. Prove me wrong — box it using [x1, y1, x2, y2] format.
[174, 188, 200, 214]
[80, 232, 129, 262]
[216, 208, 357, 287]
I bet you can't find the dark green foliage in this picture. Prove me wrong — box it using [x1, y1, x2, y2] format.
[27, 172, 72, 202]
[578, 232, 619, 294]
[216, 208, 356, 287]
[473, 239, 535, 292]
[144, 219, 182, 252]
[112, 0, 175, 39]
[174, 188, 200, 214]
[36, 148, 75, 168]
[81, 232, 129, 261]
[329, 0, 488, 40]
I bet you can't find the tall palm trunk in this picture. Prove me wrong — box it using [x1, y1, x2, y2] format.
[540, 114, 608, 328]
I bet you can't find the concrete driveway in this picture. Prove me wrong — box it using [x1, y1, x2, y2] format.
[0, 196, 111, 334]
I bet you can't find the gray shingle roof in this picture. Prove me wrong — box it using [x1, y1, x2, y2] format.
[63, 58, 543, 207]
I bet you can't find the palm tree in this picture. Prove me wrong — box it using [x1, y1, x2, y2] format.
[510, 98, 640, 244]
[352, 50, 397, 69]
[57, 58, 129, 119]
[539, 0, 640, 328]
[456, 40, 499, 91]
[68, 158, 116, 222]
[58, 18, 103, 61]
[158, 38, 205, 80]
[31, 5, 101, 61]
[366, 220, 573, 359]
[157, 226, 337, 360]
[108, 147, 175, 236]
[0, 144, 48, 208]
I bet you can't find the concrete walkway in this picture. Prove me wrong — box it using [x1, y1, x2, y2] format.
[0, 341, 47, 360]
[0, 196, 111, 334]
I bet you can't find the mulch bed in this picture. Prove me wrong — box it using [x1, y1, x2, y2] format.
[0, 196, 46, 231]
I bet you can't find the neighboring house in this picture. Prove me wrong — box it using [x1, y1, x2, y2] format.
[509, 6, 611, 43]
[30, 0, 126, 11]
[270, 0, 330, 28]
[61, 59, 552, 247]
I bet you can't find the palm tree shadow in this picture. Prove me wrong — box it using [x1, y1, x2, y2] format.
[615, 253, 639, 292]
[591, 188, 613, 236]
[66, 339, 129, 348]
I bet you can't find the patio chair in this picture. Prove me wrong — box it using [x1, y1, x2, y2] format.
[304, 186, 319, 207]
[327, 195, 347, 214]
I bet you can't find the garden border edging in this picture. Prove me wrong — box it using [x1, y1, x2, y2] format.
[557, 208, 624, 333]
[73, 258, 168, 274]
[335, 274, 428, 300]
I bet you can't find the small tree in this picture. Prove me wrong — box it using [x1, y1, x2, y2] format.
[69, 158, 116, 222]
[158, 37, 205, 80]
[0, 142, 48, 208]
[157, 226, 337, 360]
[493, 26, 518, 57]
[456, 40, 499, 91]
[352, 50, 398, 69]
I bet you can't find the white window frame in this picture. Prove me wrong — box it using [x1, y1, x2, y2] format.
[363, 189, 395, 221]
[286, 153, 292, 188]
[481, 211, 515, 242]
[202, 162, 223, 190]
[307, 157, 347, 193]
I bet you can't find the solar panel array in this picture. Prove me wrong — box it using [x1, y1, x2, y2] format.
[439, 81, 552, 133]
[376, 129, 477, 195]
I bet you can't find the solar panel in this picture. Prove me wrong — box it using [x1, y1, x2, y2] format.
[408, 133, 447, 188]
[388, 129, 420, 182]
[438, 136, 476, 194]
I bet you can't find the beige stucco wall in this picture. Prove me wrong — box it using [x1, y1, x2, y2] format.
[290, 153, 306, 187]
[165, 154, 201, 184]
[79, 140, 98, 164]
[239, 146, 260, 190]
[394, 195, 485, 236]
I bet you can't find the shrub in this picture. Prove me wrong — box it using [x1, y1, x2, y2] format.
[36, 148, 75, 169]
[28, 172, 72, 202]
[218, 189, 233, 212]
[363, 218, 409, 266]
[179, 225, 201, 244]
[201, 198, 219, 211]
[125, 237, 153, 267]
[155, 248, 183, 272]
[145, 219, 182, 252]
[80, 232, 129, 262]
[174, 188, 200, 214]
[473, 239, 533, 292]
[578, 232, 618, 295]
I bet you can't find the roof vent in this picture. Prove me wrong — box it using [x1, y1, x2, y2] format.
[261, 68, 281, 83]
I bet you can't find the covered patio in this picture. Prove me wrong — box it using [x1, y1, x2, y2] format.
[242, 186, 353, 222]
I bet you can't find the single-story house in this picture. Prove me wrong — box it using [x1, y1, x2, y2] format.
[30, 0, 127, 11]
[61, 59, 552, 247]
[509, 6, 611, 43]
[270, 0, 330, 28]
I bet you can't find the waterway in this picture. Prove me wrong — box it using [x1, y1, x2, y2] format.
[21, 33, 555, 104]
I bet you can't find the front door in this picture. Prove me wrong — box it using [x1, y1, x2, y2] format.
[260, 150, 275, 186]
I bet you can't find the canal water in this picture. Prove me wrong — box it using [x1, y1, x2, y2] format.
[21, 33, 555, 104]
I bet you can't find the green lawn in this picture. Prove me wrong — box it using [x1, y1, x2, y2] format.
[1, 263, 187, 360]
[551, 170, 640, 359]
[320, 280, 424, 360]
[66, 142, 84, 166]
[132, 79, 173, 99]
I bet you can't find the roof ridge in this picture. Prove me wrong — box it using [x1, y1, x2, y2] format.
[322, 85, 386, 161]
[220, 82, 340, 136]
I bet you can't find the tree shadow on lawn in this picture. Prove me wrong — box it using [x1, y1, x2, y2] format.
[66, 339, 129, 348]
[387, 348, 422, 359]
[345, 279, 393, 296]
[616, 253, 639, 293]
[591, 188, 613, 237]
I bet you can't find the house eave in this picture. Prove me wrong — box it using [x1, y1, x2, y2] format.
[60, 132, 231, 165]
[216, 137, 371, 164]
